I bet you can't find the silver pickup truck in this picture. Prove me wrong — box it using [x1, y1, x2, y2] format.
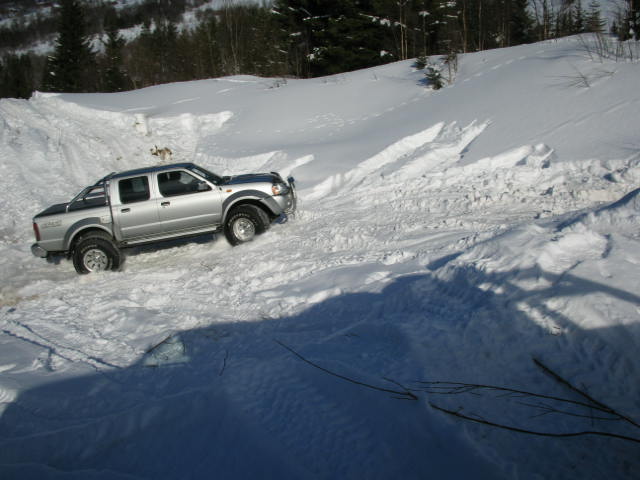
[31, 162, 296, 274]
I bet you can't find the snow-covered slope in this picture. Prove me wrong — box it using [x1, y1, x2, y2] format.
[1, 35, 639, 479]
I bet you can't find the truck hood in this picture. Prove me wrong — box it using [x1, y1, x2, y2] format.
[221, 173, 282, 186]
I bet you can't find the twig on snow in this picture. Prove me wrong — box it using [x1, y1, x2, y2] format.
[429, 402, 640, 444]
[219, 349, 229, 376]
[414, 381, 619, 417]
[533, 358, 640, 430]
[422, 358, 640, 444]
[274, 339, 417, 401]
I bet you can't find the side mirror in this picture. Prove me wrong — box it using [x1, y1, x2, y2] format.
[197, 181, 211, 192]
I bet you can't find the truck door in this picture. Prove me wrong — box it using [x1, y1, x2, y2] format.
[155, 169, 223, 234]
[112, 175, 163, 240]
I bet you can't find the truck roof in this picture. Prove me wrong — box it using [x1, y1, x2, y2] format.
[111, 162, 198, 180]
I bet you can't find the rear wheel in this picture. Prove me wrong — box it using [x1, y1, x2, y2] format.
[224, 205, 269, 246]
[72, 231, 122, 274]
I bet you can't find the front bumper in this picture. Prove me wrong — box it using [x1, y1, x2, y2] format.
[31, 243, 48, 258]
[285, 176, 297, 215]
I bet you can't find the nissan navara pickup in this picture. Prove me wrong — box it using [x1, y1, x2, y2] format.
[31, 162, 296, 274]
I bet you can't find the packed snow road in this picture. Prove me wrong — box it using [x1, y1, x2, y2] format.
[1, 35, 640, 479]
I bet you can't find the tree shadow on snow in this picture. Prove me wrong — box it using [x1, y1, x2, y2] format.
[0, 264, 639, 480]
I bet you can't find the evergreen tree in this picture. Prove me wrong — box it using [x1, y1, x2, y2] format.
[271, 0, 314, 77]
[424, 63, 444, 89]
[627, 0, 639, 39]
[413, 55, 428, 69]
[229, 6, 284, 77]
[156, 21, 180, 83]
[555, 0, 576, 37]
[42, 0, 96, 92]
[510, 0, 535, 45]
[574, 1, 585, 33]
[192, 17, 223, 79]
[372, 0, 417, 59]
[8, 0, 621, 93]
[311, 5, 388, 76]
[628, 0, 640, 41]
[126, 20, 181, 87]
[101, 20, 130, 92]
[532, 0, 555, 40]
[0, 54, 34, 99]
[219, 3, 254, 75]
[273, 0, 388, 77]
[125, 21, 153, 88]
[586, 0, 606, 33]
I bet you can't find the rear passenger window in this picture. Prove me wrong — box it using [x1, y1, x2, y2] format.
[119, 176, 150, 204]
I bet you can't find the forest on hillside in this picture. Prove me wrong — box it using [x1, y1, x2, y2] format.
[0, 0, 638, 98]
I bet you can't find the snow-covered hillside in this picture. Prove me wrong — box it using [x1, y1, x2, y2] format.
[1, 35, 639, 479]
[2, 0, 262, 55]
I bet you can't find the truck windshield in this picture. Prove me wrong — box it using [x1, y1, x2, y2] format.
[187, 165, 223, 185]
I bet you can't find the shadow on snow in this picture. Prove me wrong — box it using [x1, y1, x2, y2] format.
[1, 260, 639, 480]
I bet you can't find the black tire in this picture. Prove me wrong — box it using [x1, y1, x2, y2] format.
[224, 205, 269, 246]
[72, 231, 122, 274]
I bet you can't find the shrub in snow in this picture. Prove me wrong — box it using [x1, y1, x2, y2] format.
[413, 56, 427, 70]
[425, 65, 444, 90]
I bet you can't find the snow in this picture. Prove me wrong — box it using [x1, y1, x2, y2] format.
[1, 34, 640, 479]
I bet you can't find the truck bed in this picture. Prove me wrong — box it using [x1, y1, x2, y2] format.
[35, 198, 108, 218]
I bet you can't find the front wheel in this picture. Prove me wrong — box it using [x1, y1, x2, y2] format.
[72, 232, 122, 274]
[224, 205, 269, 246]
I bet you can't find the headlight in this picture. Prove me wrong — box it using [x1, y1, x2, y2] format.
[272, 183, 289, 196]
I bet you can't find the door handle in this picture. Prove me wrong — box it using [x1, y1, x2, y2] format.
[121, 208, 131, 213]
[161, 201, 170, 207]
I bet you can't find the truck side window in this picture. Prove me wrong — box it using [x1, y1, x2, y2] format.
[119, 176, 150, 204]
[158, 170, 210, 197]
